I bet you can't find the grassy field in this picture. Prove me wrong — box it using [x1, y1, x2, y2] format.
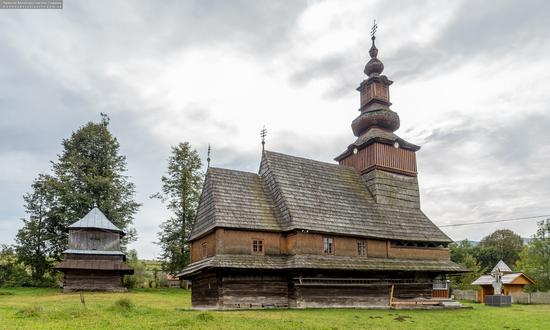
[1, 288, 549, 329]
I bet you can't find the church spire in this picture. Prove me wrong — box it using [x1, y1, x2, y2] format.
[335, 21, 422, 209]
[351, 22, 399, 137]
[364, 20, 384, 77]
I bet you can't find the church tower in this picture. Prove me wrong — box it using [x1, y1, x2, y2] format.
[335, 26, 421, 208]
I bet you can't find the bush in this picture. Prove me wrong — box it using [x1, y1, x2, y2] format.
[0, 260, 32, 287]
[16, 305, 43, 317]
[114, 298, 134, 310]
[196, 312, 214, 322]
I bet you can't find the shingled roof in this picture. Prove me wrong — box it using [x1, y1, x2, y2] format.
[178, 254, 466, 277]
[189, 150, 451, 243]
[190, 168, 280, 239]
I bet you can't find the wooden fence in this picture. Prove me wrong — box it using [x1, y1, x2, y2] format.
[452, 289, 477, 302]
[452, 289, 550, 304]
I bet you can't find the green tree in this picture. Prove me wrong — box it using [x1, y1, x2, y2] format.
[153, 142, 203, 275]
[517, 219, 550, 291]
[15, 114, 140, 281]
[0, 244, 32, 287]
[123, 249, 148, 288]
[475, 229, 523, 270]
[15, 175, 54, 281]
[50, 113, 140, 250]
[449, 240, 484, 289]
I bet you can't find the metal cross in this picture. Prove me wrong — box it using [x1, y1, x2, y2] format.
[260, 126, 267, 152]
[207, 144, 211, 168]
[370, 19, 378, 39]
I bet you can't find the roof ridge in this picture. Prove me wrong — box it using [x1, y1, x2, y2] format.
[208, 167, 259, 176]
[261, 151, 294, 228]
[264, 150, 344, 169]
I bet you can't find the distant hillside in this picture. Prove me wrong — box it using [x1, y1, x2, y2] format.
[455, 238, 532, 246]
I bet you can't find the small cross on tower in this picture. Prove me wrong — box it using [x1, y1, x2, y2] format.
[370, 19, 378, 39]
[207, 144, 211, 168]
[260, 126, 267, 152]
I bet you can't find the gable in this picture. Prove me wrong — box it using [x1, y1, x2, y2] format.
[189, 167, 280, 240]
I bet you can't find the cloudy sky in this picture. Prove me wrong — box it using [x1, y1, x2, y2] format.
[1, 0, 549, 259]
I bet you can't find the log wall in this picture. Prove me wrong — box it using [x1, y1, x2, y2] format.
[190, 232, 217, 262]
[190, 229, 450, 261]
[190, 271, 442, 309]
[62, 270, 126, 292]
[191, 273, 221, 308]
[68, 230, 120, 251]
[221, 275, 288, 309]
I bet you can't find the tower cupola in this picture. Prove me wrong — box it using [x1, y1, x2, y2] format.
[335, 22, 422, 208]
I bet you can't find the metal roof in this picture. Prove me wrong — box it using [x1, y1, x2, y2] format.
[62, 249, 125, 255]
[472, 273, 523, 285]
[492, 260, 513, 273]
[68, 208, 124, 234]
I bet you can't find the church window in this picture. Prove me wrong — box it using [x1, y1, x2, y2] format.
[323, 237, 334, 255]
[252, 239, 264, 255]
[357, 240, 367, 256]
[201, 242, 208, 258]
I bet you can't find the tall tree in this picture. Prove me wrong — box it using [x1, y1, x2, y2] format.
[475, 229, 523, 270]
[154, 142, 203, 275]
[15, 175, 54, 281]
[49, 113, 140, 251]
[517, 219, 550, 291]
[15, 114, 140, 281]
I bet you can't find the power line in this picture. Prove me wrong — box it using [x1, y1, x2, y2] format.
[439, 214, 550, 228]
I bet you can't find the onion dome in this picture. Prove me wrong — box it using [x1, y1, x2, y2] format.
[364, 36, 384, 77]
[351, 108, 400, 136]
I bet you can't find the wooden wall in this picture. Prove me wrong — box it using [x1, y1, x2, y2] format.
[339, 142, 417, 176]
[68, 230, 120, 251]
[64, 254, 123, 261]
[221, 230, 283, 256]
[190, 271, 441, 309]
[190, 231, 217, 262]
[221, 275, 288, 309]
[62, 270, 125, 292]
[191, 273, 221, 308]
[190, 229, 450, 262]
[389, 246, 449, 260]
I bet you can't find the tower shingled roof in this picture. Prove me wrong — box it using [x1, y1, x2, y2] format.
[68, 207, 124, 235]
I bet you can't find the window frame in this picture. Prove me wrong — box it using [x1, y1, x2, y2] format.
[357, 239, 367, 257]
[323, 236, 334, 255]
[251, 238, 264, 255]
[201, 242, 208, 258]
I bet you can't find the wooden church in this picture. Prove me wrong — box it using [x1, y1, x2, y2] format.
[179, 29, 467, 309]
[55, 208, 133, 292]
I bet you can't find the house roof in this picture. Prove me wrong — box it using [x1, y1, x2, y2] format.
[190, 168, 281, 239]
[189, 150, 451, 243]
[492, 260, 513, 273]
[471, 273, 534, 286]
[178, 254, 467, 278]
[68, 208, 124, 235]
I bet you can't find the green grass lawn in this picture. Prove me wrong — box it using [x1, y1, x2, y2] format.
[1, 288, 549, 329]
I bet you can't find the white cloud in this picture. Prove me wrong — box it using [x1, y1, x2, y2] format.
[1, 0, 550, 258]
